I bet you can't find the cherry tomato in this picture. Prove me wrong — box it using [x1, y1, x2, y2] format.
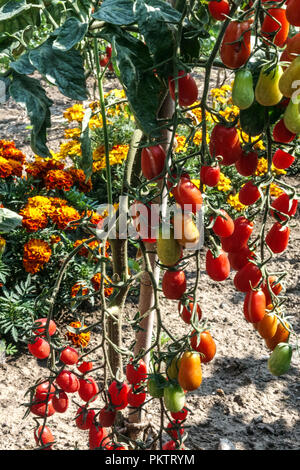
[167, 420, 184, 441]
[265, 222, 290, 254]
[238, 181, 261, 206]
[190, 330, 217, 363]
[34, 425, 54, 449]
[168, 70, 198, 107]
[178, 297, 202, 324]
[205, 249, 230, 282]
[208, 0, 230, 21]
[75, 406, 96, 430]
[235, 150, 258, 177]
[99, 405, 116, 427]
[77, 361, 93, 374]
[256, 313, 278, 340]
[178, 351, 202, 391]
[233, 262, 262, 292]
[220, 20, 253, 69]
[281, 32, 300, 67]
[30, 400, 56, 417]
[33, 318, 56, 337]
[99, 56, 109, 67]
[273, 119, 296, 143]
[108, 381, 129, 410]
[209, 124, 242, 166]
[35, 381, 55, 402]
[261, 8, 289, 48]
[228, 245, 255, 271]
[265, 320, 290, 350]
[162, 270, 187, 300]
[270, 192, 298, 221]
[162, 440, 184, 450]
[28, 337, 50, 360]
[89, 423, 109, 450]
[56, 370, 80, 393]
[60, 346, 79, 365]
[52, 391, 69, 413]
[175, 177, 203, 213]
[126, 358, 147, 385]
[221, 216, 254, 253]
[247, 289, 266, 323]
[78, 376, 99, 402]
[171, 405, 188, 421]
[200, 164, 220, 187]
[127, 385, 147, 408]
[272, 149, 295, 170]
[141, 144, 166, 181]
[211, 209, 234, 238]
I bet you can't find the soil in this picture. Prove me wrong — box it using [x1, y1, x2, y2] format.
[0, 71, 299, 452]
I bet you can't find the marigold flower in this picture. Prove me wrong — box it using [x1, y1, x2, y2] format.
[217, 172, 232, 192]
[23, 239, 52, 274]
[6, 158, 23, 177]
[50, 234, 61, 245]
[4, 147, 26, 164]
[0, 157, 13, 178]
[63, 104, 85, 122]
[71, 281, 89, 298]
[44, 169, 74, 191]
[64, 127, 81, 140]
[67, 168, 92, 193]
[66, 321, 90, 348]
[59, 140, 82, 159]
[73, 238, 100, 257]
[91, 273, 113, 297]
[20, 206, 48, 232]
[227, 194, 247, 212]
[270, 183, 284, 198]
[50, 205, 80, 230]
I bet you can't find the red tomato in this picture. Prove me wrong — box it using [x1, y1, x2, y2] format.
[127, 385, 147, 408]
[220, 20, 253, 69]
[238, 181, 261, 206]
[99, 405, 116, 427]
[168, 70, 198, 107]
[78, 376, 99, 402]
[211, 209, 234, 238]
[281, 32, 300, 66]
[175, 177, 203, 213]
[162, 270, 187, 300]
[206, 249, 230, 282]
[272, 149, 295, 170]
[28, 337, 50, 360]
[60, 346, 79, 365]
[141, 145, 166, 180]
[209, 124, 242, 166]
[126, 358, 147, 385]
[171, 405, 188, 421]
[56, 370, 80, 393]
[33, 318, 56, 337]
[30, 400, 56, 417]
[108, 381, 129, 410]
[228, 245, 255, 271]
[167, 420, 184, 440]
[273, 119, 296, 143]
[190, 330, 217, 363]
[52, 391, 69, 413]
[208, 0, 230, 21]
[178, 297, 202, 324]
[243, 291, 251, 322]
[265, 222, 290, 254]
[75, 406, 95, 430]
[286, 0, 300, 27]
[233, 262, 262, 292]
[221, 216, 254, 253]
[261, 8, 289, 48]
[247, 290, 266, 323]
[235, 150, 258, 177]
[77, 361, 93, 374]
[106, 45, 112, 57]
[270, 192, 298, 221]
[34, 425, 54, 449]
[99, 56, 109, 67]
[200, 164, 221, 187]
[89, 423, 109, 450]
[35, 381, 55, 402]
[162, 440, 184, 450]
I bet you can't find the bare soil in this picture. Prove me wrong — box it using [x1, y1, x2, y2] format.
[0, 72, 299, 451]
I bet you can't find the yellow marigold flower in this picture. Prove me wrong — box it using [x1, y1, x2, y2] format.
[91, 272, 113, 297]
[227, 194, 247, 212]
[20, 206, 48, 233]
[93, 160, 106, 173]
[50, 205, 80, 230]
[66, 321, 90, 348]
[217, 172, 232, 192]
[49, 197, 68, 208]
[193, 130, 202, 145]
[93, 146, 105, 161]
[272, 164, 286, 176]
[64, 128, 81, 140]
[44, 169, 74, 191]
[174, 135, 187, 153]
[63, 104, 85, 122]
[89, 115, 103, 130]
[59, 140, 82, 158]
[27, 195, 52, 210]
[23, 239, 52, 274]
[270, 183, 284, 197]
[220, 105, 240, 120]
[0, 156, 13, 178]
[109, 144, 129, 164]
[255, 157, 268, 176]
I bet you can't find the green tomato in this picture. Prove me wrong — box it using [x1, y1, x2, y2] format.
[163, 382, 185, 413]
[255, 64, 283, 107]
[283, 99, 300, 134]
[147, 374, 167, 398]
[232, 69, 254, 110]
[268, 343, 293, 377]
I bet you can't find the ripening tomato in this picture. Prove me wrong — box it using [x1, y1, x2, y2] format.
[261, 8, 289, 48]
[281, 32, 300, 67]
[238, 181, 261, 206]
[167, 420, 184, 441]
[99, 55, 109, 67]
[265, 222, 290, 254]
[200, 164, 220, 187]
[34, 425, 54, 449]
[60, 346, 79, 365]
[220, 20, 253, 69]
[273, 119, 296, 143]
[228, 245, 255, 271]
[126, 358, 147, 385]
[286, 0, 300, 27]
[265, 320, 290, 351]
[33, 318, 56, 337]
[168, 70, 198, 107]
[208, 0, 230, 21]
[75, 406, 96, 430]
[211, 209, 234, 238]
[30, 400, 56, 417]
[78, 377, 99, 402]
[205, 249, 230, 282]
[141, 144, 166, 181]
[221, 216, 254, 253]
[209, 124, 242, 166]
[131, 200, 158, 243]
[171, 405, 188, 422]
[162, 270, 187, 300]
[35, 381, 55, 402]
[99, 406, 116, 428]
[127, 385, 147, 408]
[272, 149, 295, 170]
[28, 337, 50, 360]
[178, 351, 202, 391]
[77, 361, 93, 374]
[162, 440, 184, 450]
[52, 391, 69, 413]
[247, 290, 266, 323]
[89, 423, 109, 450]
[261, 276, 282, 306]
[233, 262, 262, 292]
[178, 297, 202, 324]
[190, 330, 217, 363]
[235, 150, 258, 177]
[56, 370, 80, 393]
[256, 313, 278, 340]
[270, 192, 298, 221]
[108, 381, 129, 410]
[175, 177, 203, 213]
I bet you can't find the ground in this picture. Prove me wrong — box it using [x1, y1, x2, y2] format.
[0, 72, 299, 451]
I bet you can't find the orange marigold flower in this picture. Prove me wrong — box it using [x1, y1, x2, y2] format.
[71, 281, 89, 298]
[44, 169, 74, 191]
[4, 147, 26, 164]
[91, 273, 113, 297]
[20, 206, 48, 232]
[65, 321, 90, 348]
[0, 157, 13, 178]
[67, 168, 92, 193]
[49, 197, 68, 208]
[84, 210, 104, 227]
[50, 234, 61, 245]
[50, 205, 80, 230]
[23, 239, 52, 274]
[25, 161, 48, 179]
[6, 158, 23, 177]
[73, 238, 100, 257]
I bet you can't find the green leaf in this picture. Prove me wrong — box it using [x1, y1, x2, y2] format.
[0, 207, 23, 232]
[10, 51, 35, 74]
[52, 17, 88, 51]
[92, 0, 135, 25]
[28, 38, 88, 100]
[80, 107, 93, 181]
[0, 1, 40, 36]
[9, 72, 53, 157]
[0, 1, 28, 21]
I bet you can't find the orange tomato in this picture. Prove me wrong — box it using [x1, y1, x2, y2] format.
[178, 351, 202, 391]
[265, 320, 290, 350]
[190, 330, 216, 363]
[256, 313, 278, 340]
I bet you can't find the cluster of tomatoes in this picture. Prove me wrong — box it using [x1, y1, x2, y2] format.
[99, 44, 113, 71]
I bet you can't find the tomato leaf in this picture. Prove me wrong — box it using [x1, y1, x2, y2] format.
[28, 38, 88, 100]
[0, 0, 40, 35]
[10, 52, 35, 74]
[9, 72, 53, 157]
[92, 0, 135, 25]
[52, 17, 89, 51]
